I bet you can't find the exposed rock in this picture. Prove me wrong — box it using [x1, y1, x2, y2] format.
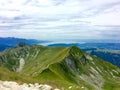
[85, 55, 93, 60]
[0, 80, 58, 90]
[16, 58, 25, 72]
[65, 58, 78, 72]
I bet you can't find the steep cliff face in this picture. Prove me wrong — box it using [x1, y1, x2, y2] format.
[0, 45, 120, 90]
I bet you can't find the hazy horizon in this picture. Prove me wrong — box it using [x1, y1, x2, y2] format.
[0, 0, 120, 41]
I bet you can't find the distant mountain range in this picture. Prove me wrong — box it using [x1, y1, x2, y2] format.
[0, 44, 120, 90]
[0, 37, 46, 52]
[48, 43, 120, 50]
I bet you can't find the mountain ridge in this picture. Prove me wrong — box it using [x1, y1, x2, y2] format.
[0, 44, 120, 90]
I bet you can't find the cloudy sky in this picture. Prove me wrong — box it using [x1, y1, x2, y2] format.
[0, 0, 120, 41]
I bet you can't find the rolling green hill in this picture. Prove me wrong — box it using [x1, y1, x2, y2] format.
[0, 44, 120, 90]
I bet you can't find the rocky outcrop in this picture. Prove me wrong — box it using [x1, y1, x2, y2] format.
[16, 58, 25, 72]
[0, 80, 59, 90]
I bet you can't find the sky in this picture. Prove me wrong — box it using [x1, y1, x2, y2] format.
[0, 0, 120, 41]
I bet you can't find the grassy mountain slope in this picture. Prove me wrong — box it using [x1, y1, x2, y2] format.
[0, 67, 41, 84]
[0, 45, 120, 90]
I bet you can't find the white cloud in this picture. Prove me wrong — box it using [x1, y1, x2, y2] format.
[0, 0, 120, 41]
[90, 12, 120, 25]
